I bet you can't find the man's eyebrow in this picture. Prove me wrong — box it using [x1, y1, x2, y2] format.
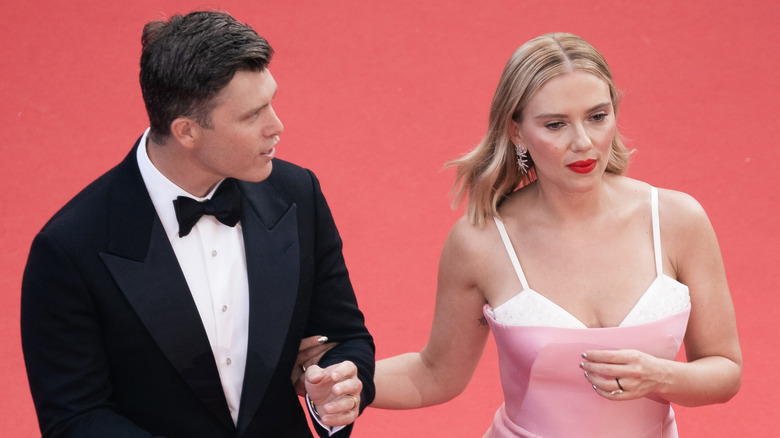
[245, 87, 278, 114]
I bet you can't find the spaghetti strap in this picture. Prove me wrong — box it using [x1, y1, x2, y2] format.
[651, 187, 663, 276]
[493, 217, 530, 290]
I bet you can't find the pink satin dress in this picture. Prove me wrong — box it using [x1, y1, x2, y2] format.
[483, 187, 691, 438]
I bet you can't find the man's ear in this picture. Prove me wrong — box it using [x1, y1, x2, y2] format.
[169, 117, 201, 149]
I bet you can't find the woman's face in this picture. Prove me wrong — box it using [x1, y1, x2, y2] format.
[514, 70, 616, 193]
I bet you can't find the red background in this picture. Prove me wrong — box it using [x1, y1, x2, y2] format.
[2, 1, 778, 436]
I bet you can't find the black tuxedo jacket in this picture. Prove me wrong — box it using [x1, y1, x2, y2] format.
[21, 140, 375, 437]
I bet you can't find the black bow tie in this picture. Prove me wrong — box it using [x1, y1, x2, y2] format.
[173, 178, 242, 237]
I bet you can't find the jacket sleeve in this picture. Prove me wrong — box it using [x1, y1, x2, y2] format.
[300, 169, 376, 438]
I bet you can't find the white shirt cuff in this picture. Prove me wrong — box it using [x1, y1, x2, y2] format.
[305, 393, 346, 436]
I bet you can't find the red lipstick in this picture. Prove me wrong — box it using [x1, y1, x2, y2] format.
[567, 159, 597, 174]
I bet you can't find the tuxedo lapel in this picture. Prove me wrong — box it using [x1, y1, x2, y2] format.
[98, 148, 234, 430]
[235, 180, 300, 433]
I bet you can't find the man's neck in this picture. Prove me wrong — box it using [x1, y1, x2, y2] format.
[145, 137, 219, 197]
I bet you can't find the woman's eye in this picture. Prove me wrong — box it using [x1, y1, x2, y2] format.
[591, 113, 608, 122]
[545, 122, 565, 130]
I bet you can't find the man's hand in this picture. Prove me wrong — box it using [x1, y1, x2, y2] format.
[293, 335, 336, 396]
[305, 361, 362, 428]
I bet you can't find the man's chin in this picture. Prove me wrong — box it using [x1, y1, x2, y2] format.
[249, 162, 273, 182]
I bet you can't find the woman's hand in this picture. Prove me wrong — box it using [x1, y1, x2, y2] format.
[580, 349, 671, 400]
[293, 335, 336, 396]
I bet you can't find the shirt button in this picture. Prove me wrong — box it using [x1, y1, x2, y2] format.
[226, 357, 232, 365]
[211, 250, 217, 257]
[222, 305, 228, 312]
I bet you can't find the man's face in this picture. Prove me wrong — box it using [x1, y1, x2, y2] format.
[191, 69, 283, 188]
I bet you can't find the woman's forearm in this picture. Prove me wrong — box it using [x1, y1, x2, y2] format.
[658, 356, 742, 407]
[372, 349, 478, 409]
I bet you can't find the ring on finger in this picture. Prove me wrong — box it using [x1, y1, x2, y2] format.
[345, 394, 358, 410]
[611, 378, 624, 395]
[300, 364, 306, 373]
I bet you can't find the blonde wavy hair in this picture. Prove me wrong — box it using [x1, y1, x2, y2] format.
[448, 33, 631, 227]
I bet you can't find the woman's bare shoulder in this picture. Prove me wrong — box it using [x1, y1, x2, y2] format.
[445, 215, 498, 255]
[657, 187, 710, 229]
[655, 188, 717, 273]
[439, 215, 503, 277]
[616, 177, 708, 225]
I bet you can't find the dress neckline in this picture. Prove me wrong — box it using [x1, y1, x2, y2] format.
[491, 186, 687, 329]
[493, 275, 684, 329]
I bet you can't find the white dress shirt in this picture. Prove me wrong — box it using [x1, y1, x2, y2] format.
[136, 129, 249, 425]
[136, 129, 340, 435]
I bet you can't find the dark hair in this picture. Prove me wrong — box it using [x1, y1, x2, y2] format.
[140, 11, 274, 144]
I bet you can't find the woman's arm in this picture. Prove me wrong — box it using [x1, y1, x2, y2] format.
[372, 217, 492, 409]
[659, 189, 742, 405]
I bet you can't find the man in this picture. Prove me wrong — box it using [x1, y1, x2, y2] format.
[21, 10, 374, 438]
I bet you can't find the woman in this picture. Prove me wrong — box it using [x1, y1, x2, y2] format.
[299, 32, 742, 437]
